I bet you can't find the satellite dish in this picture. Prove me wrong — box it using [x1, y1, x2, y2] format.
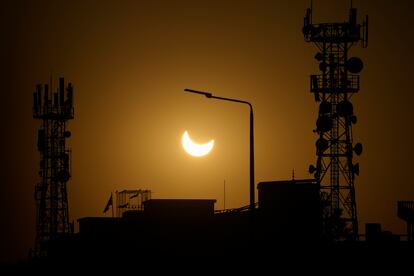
[319, 62, 327, 71]
[316, 138, 329, 152]
[337, 100, 354, 117]
[64, 131, 71, 138]
[350, 115, 357, 124]
[314, 52, 323, 61]
[346, 57, 364, 74]
[314, 92, 321, 102]
[353, 163, 360, 176]
[319, 101, 332, 114]
[63, 153, 70, 166]
[58, 170, 70, 182]
[316, 116, 332, 132]
[309, 164, 317, 174]
[354, 143, 363, 156]
[64, 153, 69, 161]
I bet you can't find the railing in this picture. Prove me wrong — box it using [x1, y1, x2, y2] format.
[397, 201, 414, 241]
[397, 201, 414, 222]
[303, 22, 361, 42]
[310, 74, 360, 94]
[215, 202, 258, 214]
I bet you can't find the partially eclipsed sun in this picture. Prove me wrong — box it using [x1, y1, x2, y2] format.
[182, 131, 214, 157]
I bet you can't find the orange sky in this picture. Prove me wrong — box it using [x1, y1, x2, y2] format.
[1, 0, 414, 263]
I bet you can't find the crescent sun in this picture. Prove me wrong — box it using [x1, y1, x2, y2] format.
[182, 131, 214, 157]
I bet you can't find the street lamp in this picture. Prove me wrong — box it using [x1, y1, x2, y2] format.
[184, 88, 255, 211]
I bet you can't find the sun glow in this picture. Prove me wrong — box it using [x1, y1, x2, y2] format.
[182, 131, 214, 157]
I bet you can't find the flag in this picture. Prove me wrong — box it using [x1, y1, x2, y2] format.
[129, 192, 139, 199]
[118, 203, 129, 208]
[103, 194, 113, 213]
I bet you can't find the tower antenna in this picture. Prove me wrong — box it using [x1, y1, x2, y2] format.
[33, 76, 74, 257]
[303, 4, 367, 240]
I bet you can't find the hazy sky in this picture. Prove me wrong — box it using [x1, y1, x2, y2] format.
[1, 0, 414, 263]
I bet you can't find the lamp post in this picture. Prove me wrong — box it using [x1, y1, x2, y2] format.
[184, 88, 255, 211]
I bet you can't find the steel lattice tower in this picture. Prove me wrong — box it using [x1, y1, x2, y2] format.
[33, 77, 74, 256]
[303, 6, 368, 240]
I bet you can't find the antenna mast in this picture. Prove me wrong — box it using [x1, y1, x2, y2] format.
[33, 77, 74, 257]
[303, 5, 368, 240]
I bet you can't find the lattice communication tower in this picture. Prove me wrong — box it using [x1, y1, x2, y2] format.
[303, 5, 368, 240]
[33, 77, 74, 256]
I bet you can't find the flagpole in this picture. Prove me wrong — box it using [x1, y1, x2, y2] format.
[224, 180, 226, 210]
[111, 192, 114, 218]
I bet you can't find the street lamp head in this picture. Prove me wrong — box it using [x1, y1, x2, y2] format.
[184, 88, 212, 98]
